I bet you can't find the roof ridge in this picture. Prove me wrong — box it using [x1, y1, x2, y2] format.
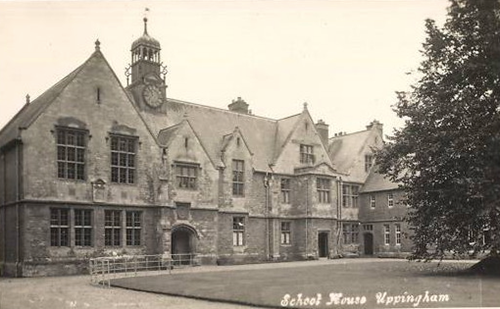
[277, 113, 301, 121]
[22, 62, 86, 129]
[329, 128, 370, 141]
[167, 98, 279, 123]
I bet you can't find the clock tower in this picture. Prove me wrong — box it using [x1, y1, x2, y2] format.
[126, 17, 167, 111]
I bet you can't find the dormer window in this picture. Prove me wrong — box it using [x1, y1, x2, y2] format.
[300, 144, 315, 164]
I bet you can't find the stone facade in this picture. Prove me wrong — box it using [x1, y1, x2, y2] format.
[0, 19, 410, 277]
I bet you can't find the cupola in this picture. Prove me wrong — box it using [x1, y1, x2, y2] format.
[130, 17, 162, 84]
[131, 18, 161, 51]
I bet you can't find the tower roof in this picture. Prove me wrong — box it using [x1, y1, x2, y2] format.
[131, 17, 161, 50]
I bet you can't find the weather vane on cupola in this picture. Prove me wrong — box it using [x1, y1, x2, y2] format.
[125, 8, 168, 86]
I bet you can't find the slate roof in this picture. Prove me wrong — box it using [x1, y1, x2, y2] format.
[157, 122, 182, 147]
[0, 46, 387, 183]
[0, 64, 84, 149]
[273, 113, 302, 163]
[360, 167, 401, 193]
[142, 98, 279, 171]
[328, 130, 372, 177]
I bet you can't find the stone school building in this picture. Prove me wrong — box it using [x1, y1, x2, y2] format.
[0, 19, 410, 277]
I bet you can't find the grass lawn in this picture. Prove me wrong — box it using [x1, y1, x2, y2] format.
[111, 259, 500, 308]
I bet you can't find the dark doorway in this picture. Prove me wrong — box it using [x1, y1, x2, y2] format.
[318, 232, 329, 258]
[171, 227, 196, 265]
[364, 233, 374, 255]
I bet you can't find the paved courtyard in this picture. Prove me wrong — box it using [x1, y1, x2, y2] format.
[1, 258, 498, 309]
[0, 271, 251, 309]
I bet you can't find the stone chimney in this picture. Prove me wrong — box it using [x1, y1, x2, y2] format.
[228, 97, 249, 114]
[366, 120, 383, 136]
[315, 119, 329, 146]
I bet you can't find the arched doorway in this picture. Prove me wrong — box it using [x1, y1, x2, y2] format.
[171, 225, 197, 265]
[363, 233, 374, 255]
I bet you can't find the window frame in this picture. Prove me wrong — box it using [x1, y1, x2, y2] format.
[105, 210, 122, 247]
[74, 209, 93, 247]
[56, 127, 87, 181]
[342, 184, 360, 208]
[110, 134, 138, 184]
[50, 208, 69, 247]
[365, 154, 373, 172]
[175, 162, 199, 190]
[342, 223, 359, 244]
[232, 160, 245, 196]
[395, 223, 401, 245]
[370, 195, 376, 209]
[126, 211, 142, 246]
[387, 193, 394, 208]
[317, 178, 331, 204]
[280, 178, 291, 204]
[299, 144, 315, 164]
[281, 221, 291, 245]
[384, 224, 391, 245]
[232, 216, 245, 246]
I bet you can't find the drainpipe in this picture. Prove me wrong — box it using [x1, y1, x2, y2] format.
[16, 142, 21, 277]
[1, 150, 5, 275]
[338, 177, 343, 256]
[264, 172, 269, 260]
[305, 177, 309, 259]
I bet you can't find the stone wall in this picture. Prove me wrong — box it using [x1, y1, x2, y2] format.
[359, 189, 411, 256]
[19, 203, 160, 277]
[20, 52, 161, 206]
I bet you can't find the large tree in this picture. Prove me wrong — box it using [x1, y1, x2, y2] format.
[377, 0, 500, 260]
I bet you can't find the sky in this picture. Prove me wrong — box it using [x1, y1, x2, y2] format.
[0, 0, 450, 137]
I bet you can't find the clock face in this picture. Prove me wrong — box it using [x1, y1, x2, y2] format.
[143, 85, 163, 108]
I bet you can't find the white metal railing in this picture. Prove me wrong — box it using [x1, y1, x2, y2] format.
[89, 253, 199, 287]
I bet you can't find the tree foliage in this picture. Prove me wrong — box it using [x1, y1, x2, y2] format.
[377, 0, 500, 260]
